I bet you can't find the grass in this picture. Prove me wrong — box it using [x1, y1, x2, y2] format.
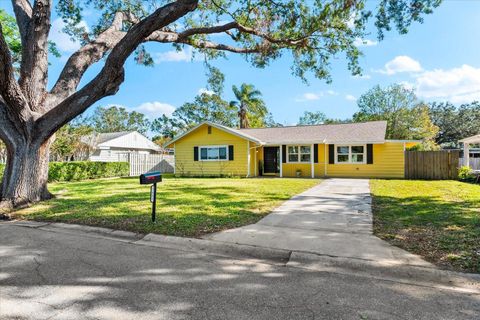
[11, 176, 320, 237]
[370, 180, 480, 273]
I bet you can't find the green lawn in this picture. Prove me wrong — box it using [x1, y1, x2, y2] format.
[370, 180, 480, 273]
[11, 177, 320, 237]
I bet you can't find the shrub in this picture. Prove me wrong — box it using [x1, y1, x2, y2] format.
[458, 166, 474, 181]
[0, 163, 4, 180]
[48, 161, 129, 182]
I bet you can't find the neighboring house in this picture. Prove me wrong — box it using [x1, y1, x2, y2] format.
[83, 131, 162, 162]
[166, 121, 419, 178]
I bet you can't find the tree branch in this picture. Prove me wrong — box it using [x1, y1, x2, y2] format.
[37, 0, 199, 142]
[49, 12, 126, 103]
[18, 0, 51, 111]
[11, 0, 32, 46]
[0, 24, 33, 137]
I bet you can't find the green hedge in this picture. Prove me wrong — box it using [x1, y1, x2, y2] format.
[0, 162, 129, 182]
[48, 161, 129, 182]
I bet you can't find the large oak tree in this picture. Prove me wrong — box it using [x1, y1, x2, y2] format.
[0, 0, 439, 209]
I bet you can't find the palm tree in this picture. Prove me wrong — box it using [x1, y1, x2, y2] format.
[230, 84, 268, 128]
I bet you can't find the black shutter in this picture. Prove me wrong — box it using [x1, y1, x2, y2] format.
[328, 144, 335, 164]
[228, 145, 234, 160]
[194, 146, 199, 161]
[282, 145, 286, 163]
[367, 144, 373, 164]
[313, 144, 318, 163]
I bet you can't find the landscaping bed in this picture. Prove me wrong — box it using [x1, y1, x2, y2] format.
[370, 179, 480, 273]
[11, 177, 320, 237]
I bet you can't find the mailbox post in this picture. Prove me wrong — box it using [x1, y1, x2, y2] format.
[139, 172, 162, 223]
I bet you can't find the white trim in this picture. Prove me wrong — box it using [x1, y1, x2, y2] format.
[334, 144, 367, 164]
[324, 143, 327, 177]
[286, 145, 312, 164]
[279, 145, 283, 178]
[247, 141, 251, 177]
[198, 145, 229, 162]
[254, 145, 257, 177]
[166, 121, 263, 147]
[311, 143, 314, 178]
[386, 139, 422, 143]
[173, 143, 176, 175]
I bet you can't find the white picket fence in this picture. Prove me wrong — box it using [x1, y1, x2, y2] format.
[118, 153, 174, 176]
[460, 158, 480, 170]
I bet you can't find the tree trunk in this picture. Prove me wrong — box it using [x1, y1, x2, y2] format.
[0, 137, 52, 211]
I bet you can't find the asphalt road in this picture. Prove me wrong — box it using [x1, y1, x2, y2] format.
[1, 222, 479, 320]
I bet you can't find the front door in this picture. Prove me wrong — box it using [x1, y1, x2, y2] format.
[263, 147, 280, 174]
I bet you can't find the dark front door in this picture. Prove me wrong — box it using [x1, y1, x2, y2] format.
[264, 147, 279, 174]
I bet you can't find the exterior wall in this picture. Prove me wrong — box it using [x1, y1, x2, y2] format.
[325, 142, 405, 178]
[282, 163, 311, 177]
[98, 132, 161, 152]
[174, 124, 249, 176]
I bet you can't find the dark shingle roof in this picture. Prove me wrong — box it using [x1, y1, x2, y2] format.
[238, 121, 387, 144]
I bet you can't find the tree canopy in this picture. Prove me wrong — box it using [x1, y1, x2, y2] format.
[298, 111, 328, 125]
[89, 106, 151, 134]
[353, 84, 439, 143]
[429, 101, 480, 147]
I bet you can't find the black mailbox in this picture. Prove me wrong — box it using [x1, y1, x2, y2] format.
[139, 172, 162, 223]
[140, 172, 162, 184]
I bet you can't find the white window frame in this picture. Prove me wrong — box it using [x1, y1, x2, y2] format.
[287, 145, 312, 163]
[334, 144, 367, 164]
[199, 145, 229, 162]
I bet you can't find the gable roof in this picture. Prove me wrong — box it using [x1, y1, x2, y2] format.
[96, 131, 132, 144]
[167, 120, 388, 146]
[82, 131, 161, 151]
[460, 134, 480, 144]
[167, 121, 263, 146]
[239, 121, 388, 144]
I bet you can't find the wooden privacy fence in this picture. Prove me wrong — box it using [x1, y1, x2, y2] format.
[405, 150, 460, 180]
[118, 153, 174, 176]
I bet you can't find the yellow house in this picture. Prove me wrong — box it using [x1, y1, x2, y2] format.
[166, 121, 419, 178]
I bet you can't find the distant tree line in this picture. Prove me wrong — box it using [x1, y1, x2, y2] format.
[16, 82, 478, 162]
[297, 84, 480, 150]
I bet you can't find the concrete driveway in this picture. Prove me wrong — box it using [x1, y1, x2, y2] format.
[206, 178, 430, 266]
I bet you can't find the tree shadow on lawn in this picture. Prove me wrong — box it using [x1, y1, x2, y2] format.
[15, 183, 295, 237]
[372, 194, 480, 273]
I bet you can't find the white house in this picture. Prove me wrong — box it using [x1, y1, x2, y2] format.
[82, 131, 162, 162]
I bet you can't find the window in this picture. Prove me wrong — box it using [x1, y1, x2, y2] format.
[335, 145, 365, 164]
[288, 145, 311, 163]
[199, 146, 228, 161]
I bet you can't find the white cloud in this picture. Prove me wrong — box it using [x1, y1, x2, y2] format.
[154, 47, 201, 63]
[198, 88, 215, 96]
[377, 55, 422, 75]
[399, 81, 415, 91]
[353, 38, 378, 47]
[49, 18, 89, 52]
[296, 92, 322, 101]
[414, 64, 480, 103]
[295, 90, 338, 102]
[345, 94, 356, 101]
[352, 74, 371, 80]
[135, 101, 176, 118]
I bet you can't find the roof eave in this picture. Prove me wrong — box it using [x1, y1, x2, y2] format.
[165, 121, 263, 148]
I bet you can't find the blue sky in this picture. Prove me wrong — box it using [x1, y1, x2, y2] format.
[3, 1, 480, 127]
